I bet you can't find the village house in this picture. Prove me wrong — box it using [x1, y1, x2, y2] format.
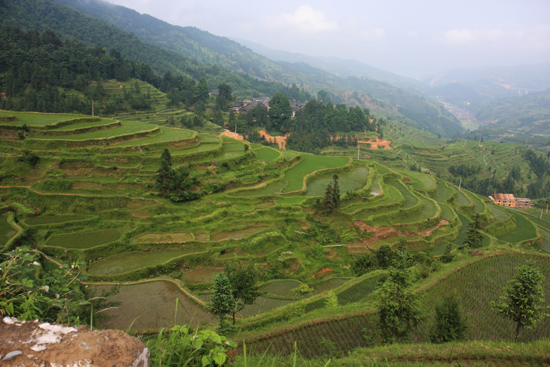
[489, 193, 534, 209]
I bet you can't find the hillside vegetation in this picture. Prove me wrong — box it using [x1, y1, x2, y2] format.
[1, 2, 549, 364]
[0, 0, 463, 137]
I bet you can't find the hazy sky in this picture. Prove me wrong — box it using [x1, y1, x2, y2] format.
[105, 0, 550, 77]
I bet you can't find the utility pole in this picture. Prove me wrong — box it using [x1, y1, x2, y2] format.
[546, 203, 548, 213]
[541, 209, 543, 220]
[91, 100, 94, 117]
[357, 144, 360, 160]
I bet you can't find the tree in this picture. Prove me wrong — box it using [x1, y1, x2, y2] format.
[376, 244, 394, 269]
[210, 274, 235, 333]
[324, 289, 339, 309]
[352, 253, 377, 276]
[463, 214, 484, 249]
[322, 182, 334, 213]
[392, 239, 413, 269]
[429, 296, 467, 343]
[216, 83, 232, 110]
[224, 263, 262, 325]
[195, 77, 209, 104]
[268, 92, 292, 132]
[155, 148, 176, 194]
[332, 174, 341, 209]
[491, 261, 549, 342]
[291, 284, 314, 298]
[374, 266, 421, 344]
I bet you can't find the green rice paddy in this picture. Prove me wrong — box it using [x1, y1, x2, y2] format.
[23, 215, 93, 225]
[87, 248, 205, 276]
[0, 110, 84, 127]
[305, 167, 369, 196]
[46, 228, 124, 249]
[254, 147, 281, 162]
[112, 127, 195, 146]
[29, 121, 157, 140]
[498, 211, 538, 243]
[284, 155, 349, 192]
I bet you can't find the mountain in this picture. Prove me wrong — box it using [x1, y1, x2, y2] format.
[0, 0, 463, 136]
[424, 63, 550, 108]
[51, 0, 463, 137]
[233, 37, 423, 93]
[475, 89, 550, 135]
[0, 0, 292, 98]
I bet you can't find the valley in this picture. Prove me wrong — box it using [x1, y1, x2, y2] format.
[1, 0, 550, 365]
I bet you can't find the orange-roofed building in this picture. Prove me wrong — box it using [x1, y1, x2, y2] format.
[489, 193, 517, 207]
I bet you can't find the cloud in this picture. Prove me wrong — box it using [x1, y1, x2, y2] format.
[281, 5, 338, 33]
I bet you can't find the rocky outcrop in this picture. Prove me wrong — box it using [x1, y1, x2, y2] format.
[0, 317, 149, 367]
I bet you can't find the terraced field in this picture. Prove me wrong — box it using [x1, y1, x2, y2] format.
[306, 166, 369, 196]
[1, 109, 544, 339]
[284, 154, 349, 192]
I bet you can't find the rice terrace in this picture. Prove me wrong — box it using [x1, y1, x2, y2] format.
[1, 3, 550, 364]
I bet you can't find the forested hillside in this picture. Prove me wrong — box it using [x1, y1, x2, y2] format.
[0, 0, 303, 99]
[42, 0, 464, 137]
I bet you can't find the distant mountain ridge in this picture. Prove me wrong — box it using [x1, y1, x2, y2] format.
[423, 63, 550, 108]
[233, 37, 424, 93]
[0, 0, 464, 136]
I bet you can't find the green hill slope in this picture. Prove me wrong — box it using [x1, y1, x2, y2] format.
[45, 0, 463, 137]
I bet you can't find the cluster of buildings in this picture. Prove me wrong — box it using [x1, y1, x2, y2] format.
[489, 193, 534, 209]
[230, 97, 305, 117]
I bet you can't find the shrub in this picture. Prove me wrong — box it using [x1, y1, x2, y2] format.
[429, 296, 468, 343]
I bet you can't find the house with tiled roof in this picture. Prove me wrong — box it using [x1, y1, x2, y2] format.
[489, 193, 534, 209]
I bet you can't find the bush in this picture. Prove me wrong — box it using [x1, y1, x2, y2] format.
[146, 325, 236, 366]
[429, 296, 467, 343]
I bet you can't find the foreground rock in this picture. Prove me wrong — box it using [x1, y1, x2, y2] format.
[0, 317, 149, 367]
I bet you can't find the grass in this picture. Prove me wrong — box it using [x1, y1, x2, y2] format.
[402, 171, 435, 192]
[277, 197, 306, 205]
[241, 253, 550, 359]
[254, 147, 281, 162]
[29, 121, 157, 140]
[399, 197, 437, 224]
[413, 253, 550, 343]
[45, 228, 123, 249]
[112, 127, 195, 146]
[239, 297, 295, 318]
[284, 155, 349, 192]
[488, 204, 511, 222]
[452, 214, 471, 246]
[93, 281, 215, 330]
[87, 248, 204, 276]
[132, 232, 194, 243]
[0, 110, 85, 127]
[50, 118, 113, 131]
[387, 179, 418, 209]
[232, 180, 285, 197]
[261, 280, 303, 298]
[457, 190, 472, 206]
[343, 185, 402, 215]
[336, 273, 386, 305]
[498, 211, 538, 243]
[23, 215, 93, 225]
[0, 214, 17, 247]
[305, 167, 369, 197]
[435, 180, 453, 203]
[181, 266, 223, 284]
